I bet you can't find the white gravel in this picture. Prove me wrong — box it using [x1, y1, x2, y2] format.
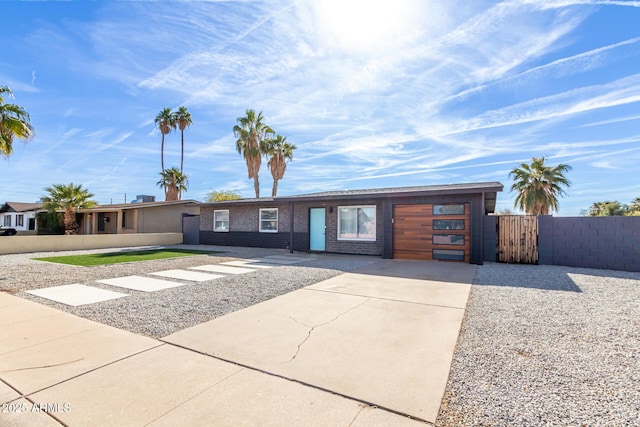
[0, 245, 375, 338]
[437, 262, 640, 427]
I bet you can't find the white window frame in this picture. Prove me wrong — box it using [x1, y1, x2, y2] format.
[213, 210, 230, 232]
[259, 208, 278, 233]
[337, 205, 376, 241]
[3, 215, 11, 227]
[16, 214, 24, 227]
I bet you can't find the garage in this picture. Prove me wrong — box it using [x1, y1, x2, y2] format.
[392, 203, 471, 262]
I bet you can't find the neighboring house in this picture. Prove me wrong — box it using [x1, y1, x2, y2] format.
[0, 202, 43, 234]
[199, 182, 503, 264]
[74, 199, 200, 235]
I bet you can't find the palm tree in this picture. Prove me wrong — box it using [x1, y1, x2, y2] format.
[157, 167, 188, 201]
[207, 190, 242, 202]
[233, 109, 274, 198]
[1, 86, 34, 157]
[173, 106, 192, 173]
[588, 201, 628, 216]
[154, 108, 176, 175]
[266, 134, 296, 197]
[509, 157, 571, 215]
[41, 183, 96, 235]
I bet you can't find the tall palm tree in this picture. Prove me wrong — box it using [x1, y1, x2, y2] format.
[509, 157, 571, 215]
[157, 167, 188, 201]
[266, 134, 296, 197]
[1, 86, 34, 157]
[154, 108, 175, 176]
[172, 106, 192, 173]
[41, 183, 96, 235]
[233, 109, 274, 198]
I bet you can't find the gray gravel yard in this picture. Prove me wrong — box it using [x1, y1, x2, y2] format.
[437, 263, 640, 427]
[0, 245, 375, 337]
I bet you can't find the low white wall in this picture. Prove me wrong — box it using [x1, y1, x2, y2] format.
[0, 233, 183, 255]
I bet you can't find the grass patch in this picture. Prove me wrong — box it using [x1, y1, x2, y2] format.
[33, 249, 223, 266]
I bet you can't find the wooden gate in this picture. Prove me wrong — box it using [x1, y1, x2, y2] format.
[497, 215, 538, 264]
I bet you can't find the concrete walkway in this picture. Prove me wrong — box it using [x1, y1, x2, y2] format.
[1, 260, 474, 426]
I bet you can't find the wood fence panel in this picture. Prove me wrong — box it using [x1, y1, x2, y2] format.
[497, 215, 538, 264]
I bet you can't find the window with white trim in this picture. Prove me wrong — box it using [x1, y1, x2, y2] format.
[16, 214, 24, 227]
[259, 208, 278, 233]
[214, 210, 230, 232]
[3, 215, 11, 227]
[338, 206, 376, 241]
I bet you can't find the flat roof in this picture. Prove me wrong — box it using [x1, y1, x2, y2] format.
[203, 182, 504, 213]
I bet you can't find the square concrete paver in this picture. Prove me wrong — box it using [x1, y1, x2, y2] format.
[263, 255, 312, 263]
[30, 345, 242, 426]
[189, 264, 256, 275]
[25, 284, 128, 307]
[149, 269, 225, 282]
[97, 275, 187, 292]
[221, 260, 276, 269]
[253, 257, 303, 265]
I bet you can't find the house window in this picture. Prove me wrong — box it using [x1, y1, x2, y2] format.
[259, 208, 278, 233]
[16, 215, 24, 227]
[214, 210, 230, 232]
[433, 204, 465, 215]
[122, 211, 127, 228]
[3, 215, 11, 227]
[338, 206, 376, 241]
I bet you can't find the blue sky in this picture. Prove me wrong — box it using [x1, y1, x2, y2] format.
[1, 0, 639, 215]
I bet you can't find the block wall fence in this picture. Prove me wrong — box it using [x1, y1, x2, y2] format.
[483, 215, 640, 272]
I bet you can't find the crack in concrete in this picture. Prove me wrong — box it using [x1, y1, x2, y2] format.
[7, 358, 85, 372]
[282, 298, 371, 364]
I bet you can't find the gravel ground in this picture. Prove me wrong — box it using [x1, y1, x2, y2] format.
[0, 245, 375, 338]
[436, 262, 640, 427]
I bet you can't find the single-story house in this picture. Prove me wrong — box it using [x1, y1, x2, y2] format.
[75, 199, 200, 235]
[199, 182, 503, 264]
[0, 202, 43, 234]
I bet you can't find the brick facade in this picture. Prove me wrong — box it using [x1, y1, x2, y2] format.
[198, 183, 503, 264]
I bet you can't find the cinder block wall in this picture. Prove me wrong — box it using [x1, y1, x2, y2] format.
[485, 215, 640, 272]
[541, 216, 640, 272]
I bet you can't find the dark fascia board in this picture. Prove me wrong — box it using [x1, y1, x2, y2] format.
[203, 182, 504, 206]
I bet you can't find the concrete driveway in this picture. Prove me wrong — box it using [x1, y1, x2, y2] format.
[1, 258, 475, 426]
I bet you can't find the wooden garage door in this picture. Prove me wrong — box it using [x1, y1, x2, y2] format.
[392, 203, 470, 262]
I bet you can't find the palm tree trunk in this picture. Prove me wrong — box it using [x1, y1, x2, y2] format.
[271, 179, 278, 197]
[161, 134, 165, 175]
[64, 207, 78, 235]
[253, 175, 260, 198]
[180, 130, 184, 173]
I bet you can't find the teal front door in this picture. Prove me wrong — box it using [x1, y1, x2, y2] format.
[309, 208, 326, 251]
